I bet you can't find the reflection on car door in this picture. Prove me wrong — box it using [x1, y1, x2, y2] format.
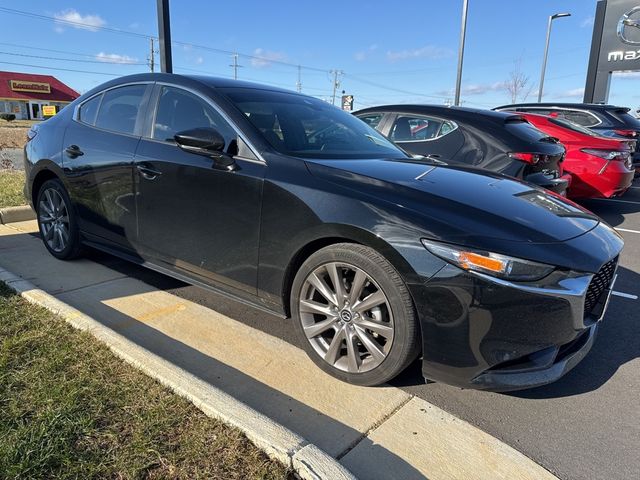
[133, 84, 265, 295]
[63, 83, 151, 249]
[386, 114, 465, 160]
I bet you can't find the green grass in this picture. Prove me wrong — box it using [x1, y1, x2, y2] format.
[0, 283, 291, 479]
[0, 170, 26, 208]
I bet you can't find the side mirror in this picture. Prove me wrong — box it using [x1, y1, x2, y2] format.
[174, 128, 237, 171]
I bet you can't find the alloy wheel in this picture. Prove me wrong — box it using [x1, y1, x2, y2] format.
[299, 262, 394, 373]
[38, 188, 70, 253]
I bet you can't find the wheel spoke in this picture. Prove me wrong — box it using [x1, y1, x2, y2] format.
[300, 299, 334, 317]
[307, 272, 338, 306]
[345, 329, 360, 372]
[326, 263, 345, 308]
[353, 290, 386, 314]
[324, 328, 345, 365]
[354, 325, 386, 363]
[44, 225, 54, 241]
[348, 269, 367, 305]
[40, 201, 54, 218]
[59, 225, 70, 244]
[44, 189, 55, 212]
[354, 317, 393, 339]
[38, 213, 55, 224]
[303, 317, 338, 338]
[58, 215, 69, 224]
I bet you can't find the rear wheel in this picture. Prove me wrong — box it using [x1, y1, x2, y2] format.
[36, 178, 82, 260]
[291, 243, 419, 386]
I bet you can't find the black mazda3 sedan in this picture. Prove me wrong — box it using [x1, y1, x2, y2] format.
[24, 74, 623, 391]
[354, 105, 570, 195]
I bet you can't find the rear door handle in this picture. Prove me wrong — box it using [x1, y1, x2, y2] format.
[65, 145, 84, 158]
[136, 164, 162, 180]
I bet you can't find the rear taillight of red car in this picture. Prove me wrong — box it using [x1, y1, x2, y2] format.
[580, 149, 630, 161]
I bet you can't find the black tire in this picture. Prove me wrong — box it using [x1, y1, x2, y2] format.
[291, 243, 420, 386]
[36, 178, 83, 260]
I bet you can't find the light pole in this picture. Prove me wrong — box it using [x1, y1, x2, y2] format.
[538, 12, 571, 103]
[454, 0, 469, 107]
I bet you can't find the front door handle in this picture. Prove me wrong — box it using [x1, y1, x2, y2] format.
[65, 145, 84, 158]
[137, 164, 162, 180]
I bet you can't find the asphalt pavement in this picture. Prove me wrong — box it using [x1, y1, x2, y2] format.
[90, 177, 640, 480]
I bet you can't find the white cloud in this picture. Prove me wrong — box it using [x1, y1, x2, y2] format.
[437, 82, 505, 97]
[95, 52, 138, 64]
[54, 9, 106, 32]
[615, 71, 640, 78]
[564, 87, 585, 98]
[581, 16, 595, 28]
[251, 48, 287, 68]
[195, 56, 204, 65]
[386, 45, 453, 62]
[354, 44, 378, 62]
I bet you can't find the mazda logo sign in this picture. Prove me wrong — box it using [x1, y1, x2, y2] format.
[618, 6, 640, 45]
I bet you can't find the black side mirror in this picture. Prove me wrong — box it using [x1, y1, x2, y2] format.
[174, 128, 237, 171]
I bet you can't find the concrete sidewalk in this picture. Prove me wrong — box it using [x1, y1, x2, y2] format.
[0, 220, 558, 480]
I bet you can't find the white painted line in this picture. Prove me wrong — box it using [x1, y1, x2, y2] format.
[615, 227, 640, 234]
[611, 290, 638, 300]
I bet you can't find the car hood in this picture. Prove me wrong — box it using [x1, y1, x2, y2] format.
[305, 158, 600, 245]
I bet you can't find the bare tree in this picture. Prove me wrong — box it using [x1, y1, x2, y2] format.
[504, 59, 535, 103]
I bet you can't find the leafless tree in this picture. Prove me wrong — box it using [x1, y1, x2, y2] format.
[504, 59, 535, 103]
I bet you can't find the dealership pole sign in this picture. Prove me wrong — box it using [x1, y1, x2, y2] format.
[585, 0, 640, 102]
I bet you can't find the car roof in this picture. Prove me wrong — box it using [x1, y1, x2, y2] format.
[354, 104, 523, 124]
[494, 102, 628, 112]
[83, 72, 298, 96]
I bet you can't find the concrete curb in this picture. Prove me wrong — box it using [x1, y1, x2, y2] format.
[0, 205, 35, 224]
[0, 267, 356, 480]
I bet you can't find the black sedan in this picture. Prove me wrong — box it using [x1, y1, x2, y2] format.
[354, 105, 570, 194]
[24, 74, 623, 391]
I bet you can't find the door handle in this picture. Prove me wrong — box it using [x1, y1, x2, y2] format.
[136, 164, 162, 180]
[65, 145, 84, 158]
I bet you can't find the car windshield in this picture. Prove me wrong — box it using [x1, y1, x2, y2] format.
[221, 88, 407, 159]
[549, 117, 600, 137]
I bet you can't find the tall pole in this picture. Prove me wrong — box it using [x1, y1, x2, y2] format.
[330, 69, 343, 106]
[230, 53, 242, 80]
[156, 0, 172, 73]
[148, 38, 155, 73]
[296, 65, 302, 93]
[538, 13, 571, 103]
[454, 0, 469, 107]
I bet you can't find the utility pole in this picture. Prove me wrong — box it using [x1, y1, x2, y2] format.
[156, 0, 172, 73]
[296, 65, 302, 93]
[229, 53, 243, 80]
[330, 69, 343, 106]
[454, 0, 469, 107]
[148, 38, 156, 72]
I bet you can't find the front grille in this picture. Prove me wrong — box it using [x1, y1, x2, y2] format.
[584, 257, 618, 316]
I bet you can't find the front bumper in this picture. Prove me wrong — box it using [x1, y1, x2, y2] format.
[409, 253, 618, 392]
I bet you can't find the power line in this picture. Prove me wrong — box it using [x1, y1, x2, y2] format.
[0, 60, 123, 76]
[0, 50, 147, 66]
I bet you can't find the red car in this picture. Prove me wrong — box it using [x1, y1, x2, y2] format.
[517, 113, 635, 199]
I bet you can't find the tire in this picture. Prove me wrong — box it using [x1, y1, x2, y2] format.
[291, 243, 420, 386]
[36, 178, 83, 260]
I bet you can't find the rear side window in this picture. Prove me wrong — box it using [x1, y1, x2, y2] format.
[556, 110, 600, 127]
[357, 113, 384, 130]
[78, 94, 101, 126]
[95, 85, 147, 135]
[607, 109, 640, 129]
[389, 115, 454, 142]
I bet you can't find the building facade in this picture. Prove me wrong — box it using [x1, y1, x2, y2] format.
[0, 71, 79, 120]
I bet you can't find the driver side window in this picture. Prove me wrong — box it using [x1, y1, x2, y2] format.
[152, 86, 237, 151]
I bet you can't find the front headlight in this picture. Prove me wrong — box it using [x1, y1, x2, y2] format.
[421, 239, 555, 281]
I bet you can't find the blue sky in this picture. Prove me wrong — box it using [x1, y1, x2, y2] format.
[0, 0, 638, 110]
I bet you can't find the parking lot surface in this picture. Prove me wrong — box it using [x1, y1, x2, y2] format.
[87, 178, 640, 480]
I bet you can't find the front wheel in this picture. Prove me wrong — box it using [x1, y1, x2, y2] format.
[36, 178, 83, 260]
[291, 243, 420, 386]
